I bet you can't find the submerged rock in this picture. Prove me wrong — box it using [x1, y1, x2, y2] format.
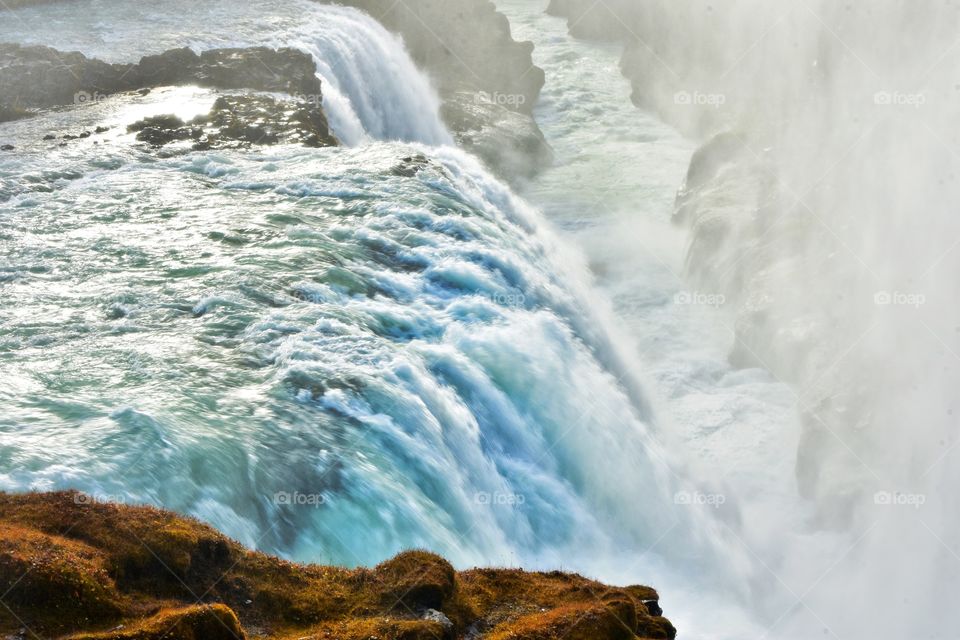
[391, 154, 432, 177]
[0, 491, 676, 640]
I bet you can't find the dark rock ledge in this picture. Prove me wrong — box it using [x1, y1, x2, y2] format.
[0, 43, 337, 151]
[0, 44, 324, 116]
[127, 95, 338, 151]
[0, 490, 677, 640]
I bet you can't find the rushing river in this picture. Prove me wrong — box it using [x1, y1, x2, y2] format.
[0, 1, 878, 638]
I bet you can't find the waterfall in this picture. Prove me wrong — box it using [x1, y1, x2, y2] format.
[0, 0, 452, 145]
[0, 0, 744, 609]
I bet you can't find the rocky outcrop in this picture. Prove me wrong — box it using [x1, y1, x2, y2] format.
[0, 44, 324, 122]
[338, 0, 543, 115]
[442, 92, 553, 178]
[546, 0, 640, 41]
[336, 0, 552, 180]
[0, 491, 676, 640]
[127, 95, 337, 150]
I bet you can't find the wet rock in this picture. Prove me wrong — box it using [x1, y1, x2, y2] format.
[42, 134, 55, 140]
[339, 0, 551, 179]
[0, 144, 14, 151]
[442, 92, 553, 180]
[547, 0, 639, 41]
[339, 0, 543, 115]
[125, 95, 336, 150]
[391, 154, 431, 177]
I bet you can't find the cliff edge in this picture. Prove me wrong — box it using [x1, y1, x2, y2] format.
[0, 491, 676, 640]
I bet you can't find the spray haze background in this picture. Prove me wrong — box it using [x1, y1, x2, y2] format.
[547, 0, 960, 637]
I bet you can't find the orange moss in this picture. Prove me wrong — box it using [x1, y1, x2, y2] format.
[485, 602, 635, 640]
[0, 491, 675, 640]
[0, 523, 126, 631]
[65, 605, 245, 640]
[272, 616, 448, 640]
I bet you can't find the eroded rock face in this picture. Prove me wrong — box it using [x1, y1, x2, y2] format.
[547, 0, 640, 41]
[336, 0, 553, 180]
[0, 44, 323, 122]
[442, 92, 554, 180]
[338, 0, 543, 116]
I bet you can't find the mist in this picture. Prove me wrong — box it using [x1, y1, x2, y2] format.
[552, 0, 960, 636]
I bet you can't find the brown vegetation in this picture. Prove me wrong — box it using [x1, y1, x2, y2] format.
[0, 491, 675, 640]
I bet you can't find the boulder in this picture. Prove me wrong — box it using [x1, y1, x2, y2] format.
[375, 550, 457, 611]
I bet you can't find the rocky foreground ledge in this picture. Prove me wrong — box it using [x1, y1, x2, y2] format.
[0, 491, 676, 640]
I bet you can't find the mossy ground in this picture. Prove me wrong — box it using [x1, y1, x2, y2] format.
[0, 491, 675, 639]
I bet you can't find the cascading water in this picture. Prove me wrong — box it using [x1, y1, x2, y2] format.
[0, 1, 759, 638]
[0, 0, 451, 145]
